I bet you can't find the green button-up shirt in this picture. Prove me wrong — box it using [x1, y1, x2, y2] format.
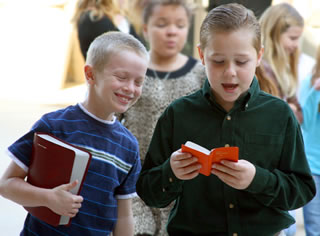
[136, 78, 315, 236]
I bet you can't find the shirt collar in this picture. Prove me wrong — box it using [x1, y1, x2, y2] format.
[202, 76, 260, 111]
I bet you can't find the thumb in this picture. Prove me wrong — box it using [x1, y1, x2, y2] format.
[64, 180, 79, 191]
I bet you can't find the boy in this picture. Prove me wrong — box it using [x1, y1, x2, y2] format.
[136, 4, 315, 236]
[0, 31, 149, 235]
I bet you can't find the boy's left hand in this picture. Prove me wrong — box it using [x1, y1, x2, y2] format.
[211, 159, 256, 190]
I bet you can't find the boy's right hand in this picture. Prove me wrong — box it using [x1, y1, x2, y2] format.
[48, 180, 83, 218]
[170, 149, 201, 180]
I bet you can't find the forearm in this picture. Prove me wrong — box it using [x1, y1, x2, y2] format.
[246, 165, 315, 210]
[113, 215, 134, 236]
[137, 158, 183, 208]
[0, 177, 50, 207]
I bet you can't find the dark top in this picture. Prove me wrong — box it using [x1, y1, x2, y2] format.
[77, 10, 141, 59]
[137, 78, 315, 236]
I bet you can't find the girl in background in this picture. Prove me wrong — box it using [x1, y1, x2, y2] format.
[300, 45, 320, 236]
[72, 0, 141, 59]
[122, 0, 206, 235]
[259, 3, 304, 123]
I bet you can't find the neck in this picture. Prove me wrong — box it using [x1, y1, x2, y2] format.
[149, 52, 186, 72]
[81, 96, 114, 121]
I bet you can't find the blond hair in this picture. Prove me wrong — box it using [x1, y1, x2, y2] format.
[72, 0, 121, 24]
[86, 31, 148, 72]
[260, 3, 304, 98]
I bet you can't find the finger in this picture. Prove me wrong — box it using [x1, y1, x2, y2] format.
[181, 163, 201, 175]
[175, 157, 198, 168]
[64, 180, 79, 191]
[181, 170, 200, 180]
[174, 153, 193, 161]
[72, 202, 82, 209]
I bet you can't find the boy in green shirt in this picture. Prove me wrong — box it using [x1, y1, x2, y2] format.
[136, 3, 315, 236]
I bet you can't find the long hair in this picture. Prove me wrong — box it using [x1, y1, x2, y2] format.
[72, 0, 121, 24]
[260, 3, 304, 98]
[199, 3, 278, 96]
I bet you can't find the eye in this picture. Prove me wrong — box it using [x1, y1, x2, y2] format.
[135, 80, 144, 87]
[213, 60, 224, 64]
[115, 75, 126, 81]
[236, 61, 248, 65]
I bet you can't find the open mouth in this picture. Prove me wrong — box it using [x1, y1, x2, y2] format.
[222, 83, 238, 92]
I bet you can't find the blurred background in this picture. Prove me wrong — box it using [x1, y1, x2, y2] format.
[0, 0, 319, 235]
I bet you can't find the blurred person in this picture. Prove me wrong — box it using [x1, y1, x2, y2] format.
[260, 3, 305, 235]
[259, 2, 304, 124]
[300, 45, 320, 236]
[72, 0, 142, 59]
[121, 0, 206, 235]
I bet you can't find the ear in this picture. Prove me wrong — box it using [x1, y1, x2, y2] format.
[256, 46, 264, 67]
[197, 44, 205, 65]
[84, 65, 95, 85]
[142, 24, 149, 42]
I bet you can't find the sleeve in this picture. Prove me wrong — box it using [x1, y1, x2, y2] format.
[300, 77, 320, 131]
[136, 108, 184, 208]
[245, 111, 316, 210]
[115, 146, 142, 199]
[7, 115, 52, 170]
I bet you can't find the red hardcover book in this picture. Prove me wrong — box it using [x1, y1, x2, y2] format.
[24, 132, 92, 226]
[181, 141, 239, 176]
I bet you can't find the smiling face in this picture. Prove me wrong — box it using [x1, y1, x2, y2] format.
[86, 50, 148, 120]
[280, 25, 303, 55]
[143, 4, 189, 59]
[198, 28, 263, 112]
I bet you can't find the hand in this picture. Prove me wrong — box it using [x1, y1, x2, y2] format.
[288, 103, 297, 113]
[211, 159, 256, 190]
[314, 77, 320, 91]
[170, 149, 201, 180]
[48, 180, 83, 218]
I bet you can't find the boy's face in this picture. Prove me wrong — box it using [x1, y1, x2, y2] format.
[198, 28, 263, 112]
[87, 50, 148, 119]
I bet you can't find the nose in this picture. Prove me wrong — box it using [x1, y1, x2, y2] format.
[223, 63, 236, 77]
[166, 24, 178, 35]
[123, 80, 135, 93]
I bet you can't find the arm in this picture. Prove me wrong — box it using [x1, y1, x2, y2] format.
[0, 161, 83, 218]
[301, 77, 320, 131]
[245, 115, 315, 210]
[137, 110, 185, 208]
[112, 198, 134, 236]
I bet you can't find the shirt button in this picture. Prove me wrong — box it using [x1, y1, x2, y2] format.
[226, 115, 231, 120]
[229, 203, 234, 208]
[169, 177, 173, 183]
[162, 188, 166, 192]
[225, 144, 230, 147]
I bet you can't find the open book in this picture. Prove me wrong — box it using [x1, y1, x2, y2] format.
[181, 141, 239, 176]
[24, 132, 92, 226]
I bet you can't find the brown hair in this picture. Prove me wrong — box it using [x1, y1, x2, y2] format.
[142, 0, 192, 24]
[72, 0, 120, 24]
[199, 3, 278, 96]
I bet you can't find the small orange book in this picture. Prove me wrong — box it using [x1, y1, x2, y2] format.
[181, 141, 239, 176]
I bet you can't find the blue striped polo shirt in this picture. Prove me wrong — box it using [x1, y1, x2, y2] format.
[7, 103, 141, 236]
